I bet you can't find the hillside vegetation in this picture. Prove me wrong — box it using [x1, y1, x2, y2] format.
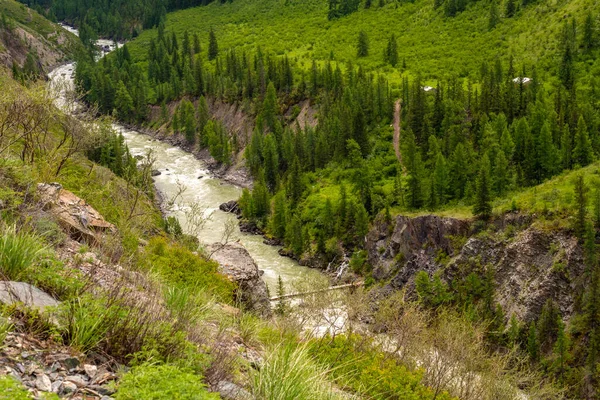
[125, 0, 599, 84]
[0, 0, 79, 74]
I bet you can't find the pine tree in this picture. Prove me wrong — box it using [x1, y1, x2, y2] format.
[488, 0, 500, 30]
[493, 150, 510, 197]
[115, 81, 134, 121]
[208, 28, 219, 60]
[561, 124, 572, 170]
[573, 174, 589, 241]
[275, 275, 288, 315]
[583, 12, 596, 52]
[263, 133, 279, 192]
[537, 122, 560, 179]
[573, 116, 594, 167]
[261, 81, 278, 133]
[286, 214, 304, 257]
[356, 31, 369, 57]
[473, 154, 493, 220]
[505, 0, 516, 17]
[287, 157, 303, 208]
[270, 190, 288, 239]
[384, 34, 399, 67]
[527, 322, 540, 363]
[196, 96, 210, 145]
[507, 313, 520, 347]
[552, 319, 570, 383]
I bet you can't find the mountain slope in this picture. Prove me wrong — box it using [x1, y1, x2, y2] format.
[126, 0, 599, 85]
[0, 0, 79, 71]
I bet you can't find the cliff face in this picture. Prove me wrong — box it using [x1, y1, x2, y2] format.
[367, 214, 585, 323]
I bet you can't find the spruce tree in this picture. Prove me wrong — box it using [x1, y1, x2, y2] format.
[270, 191, 288, 239]
[507, 313, 520, 347]
[573, 116, 594, 167]
[537, 122, 560, 179]
[275, 275, 288, 315]
[208, 28, 219, 60]
[261, 81, 278, 133]
[505, 0, 516, 18]
[573, 174, 589, 241]
[473, 154, 493, 220]
[583, 12, 596, 52]
[527, 322, 540, 363]
[384, 34, 399, 67]
[196, 96, 210, 145]
[356, 31, 369, 57]
[493, 150, 510, 197]
[552, 320, 570, 383]
[488, 0, 500, 30]
[263, 133, 279, 192]
[561, 124, 572, 170]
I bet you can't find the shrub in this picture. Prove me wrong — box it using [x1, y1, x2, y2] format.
[251, 342, 342, 400]
[0, 376, 31, 400]
[309, 334, 454, 399]
[114, 363, 219, 400]
[0, 225, 45, 279]
[141, 237, 234, 302]
[61, 295, 113, 353]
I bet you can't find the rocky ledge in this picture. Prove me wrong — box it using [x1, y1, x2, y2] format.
[207, 243, 271, 317]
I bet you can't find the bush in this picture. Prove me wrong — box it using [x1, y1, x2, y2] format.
[251, 342, 342, 400]
[140, 237, 234, 302]
[0, 225, 45, 279]
[114, 363, 219, 400]
[61, 296, 113, 353]
[310, 334, 455, 400]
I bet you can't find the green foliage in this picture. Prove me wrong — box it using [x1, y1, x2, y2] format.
[0, 225, 45, 280]
[309, 334, 455, 399]
[415, 271, 453, 308]
[0, 376, 31, 400]
[140, 237, 234, 301]
[356, 30, 369, 57]
[61, 295, 113, 353]
[251, 342, 342, 400]
[114, 363, 218, 400]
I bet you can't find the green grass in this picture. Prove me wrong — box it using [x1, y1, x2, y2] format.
[251, 341, 346, 400]
[0, 225, 46, 280]
[114, 363, 219, 400]
[126, 0, 598, 86]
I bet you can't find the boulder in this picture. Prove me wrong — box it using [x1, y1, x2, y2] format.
[219, 200, 240, 215]
[208, 243, 271, 317]
[37, 183, 116, 244]
[0, 281, 59, 311]
[151, 169, 161, 177]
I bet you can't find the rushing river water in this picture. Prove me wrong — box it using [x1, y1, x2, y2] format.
[47, 34, 322, 293]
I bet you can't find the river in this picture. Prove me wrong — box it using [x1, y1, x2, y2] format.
[47, 32, 323, 294]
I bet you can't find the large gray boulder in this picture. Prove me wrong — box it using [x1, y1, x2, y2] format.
[0, 281, 59, 310]
[207, 243, 271, 317]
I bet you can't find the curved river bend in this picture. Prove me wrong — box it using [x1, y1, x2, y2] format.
[48, 54, 321, 293]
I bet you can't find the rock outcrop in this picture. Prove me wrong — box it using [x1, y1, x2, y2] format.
[37, 183, 116, 245]
[447, 228, 583, 322]
[207, 243, 271, 317]
[366, 213, 585, 323]
[367, 215, 470, 285]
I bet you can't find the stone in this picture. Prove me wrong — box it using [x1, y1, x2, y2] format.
[89, 384, 115, 395]
[51, 380, 62, 393]
[61, 357, 80, 371]
[151, 169, 161, 177]
[65, 374, 87, 387]
[219, 200, 240, 215]
[37, 183, 116, 244]
[61, 381, 77, 394]
[216, 381, 253, 400]
[0, 282, 59, 311]
[197, 175, 203, 179]
[84, 364, 97, 379]
[35, 374, 52, 392]
[207, 243, 271, 317]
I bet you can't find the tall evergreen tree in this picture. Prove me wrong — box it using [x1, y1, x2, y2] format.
[488, 0, 500, 30]
[473, 154, 493, 220]
[573, 116, 594, 167]
[356, 31, 369, 57]
[505, 0, 516, 18]
[384, 34, 399, 67]
[208, 28, 219, 60]
[527, 322, 540, 363]
[263, 133, 279, 192]
[573, 174, 589, 241]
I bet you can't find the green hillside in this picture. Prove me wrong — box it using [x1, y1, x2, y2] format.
[0, 0, 79, 71]
[126, 0, 599, 85]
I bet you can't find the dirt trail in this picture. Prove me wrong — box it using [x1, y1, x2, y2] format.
[393, 99, 404, 171]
